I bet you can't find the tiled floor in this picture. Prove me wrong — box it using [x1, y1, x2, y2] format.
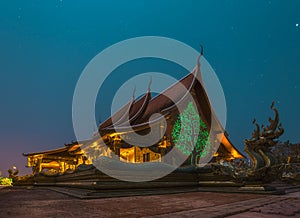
[0, 187, 299, 217]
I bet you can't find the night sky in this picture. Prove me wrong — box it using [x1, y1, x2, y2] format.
[0, 0, 299, 176]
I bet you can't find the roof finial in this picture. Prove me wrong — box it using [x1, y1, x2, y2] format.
[197, 44, 204, 68]
[270, 101, 275, 109]
[132, 85, 136, 99]
[147, 76, 152, 92]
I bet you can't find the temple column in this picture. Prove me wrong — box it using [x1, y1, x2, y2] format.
[38, 157, 42, 173]
[60, 162, 65, 173]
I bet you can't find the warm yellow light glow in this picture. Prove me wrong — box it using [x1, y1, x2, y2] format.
[120, 147, 135, 163]
[68, 144, 81, 151]
[109, 132, 125, 137]
[220, 134, 244, 159]
[40, 161, 60, 168]
[158, 140, 167, 148]
[91, 142, 98, 148]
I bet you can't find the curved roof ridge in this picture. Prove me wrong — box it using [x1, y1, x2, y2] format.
[99, 99, 133, 130]
[104, 91, 152, 130]
[128, 91, 151, 125]
[103, 98, 135, 130]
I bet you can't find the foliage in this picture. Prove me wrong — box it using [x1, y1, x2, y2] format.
[0, 177, 13, 186]
[171, 102, 210, 165]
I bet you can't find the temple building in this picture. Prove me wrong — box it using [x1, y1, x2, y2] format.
[24, 54, 244, 175]
[23, 141, 92, 174]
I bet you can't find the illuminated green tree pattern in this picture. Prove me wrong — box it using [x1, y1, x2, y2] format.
[172, 102, 210, 166]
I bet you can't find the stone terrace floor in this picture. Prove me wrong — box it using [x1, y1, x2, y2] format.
[0, 187, 300, 217]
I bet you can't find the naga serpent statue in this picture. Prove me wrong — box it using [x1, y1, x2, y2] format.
[244, 101, 284, 177]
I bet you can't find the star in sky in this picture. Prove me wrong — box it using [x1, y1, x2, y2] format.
[296, 23, 299, 27]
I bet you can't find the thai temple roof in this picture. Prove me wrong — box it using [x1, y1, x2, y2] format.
[23, 52, 245, 160]
[96, 55, 244, 159]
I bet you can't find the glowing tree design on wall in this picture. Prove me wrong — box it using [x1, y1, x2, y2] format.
[172, 102, 210, 166]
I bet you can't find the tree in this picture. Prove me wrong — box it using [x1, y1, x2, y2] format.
[172, 102, 210, 166]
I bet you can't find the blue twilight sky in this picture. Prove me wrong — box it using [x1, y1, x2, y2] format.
[0, 0, 299, 176]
